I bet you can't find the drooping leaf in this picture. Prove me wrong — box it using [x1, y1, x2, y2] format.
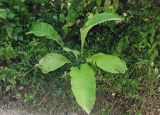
[87, 53, 127, 73]
[70, 64, 96, 114]
[63, 47, 80, 59]
[38, 53, 70, 73]
[27, 22, 64, 47]
[80, 13, 124, 52]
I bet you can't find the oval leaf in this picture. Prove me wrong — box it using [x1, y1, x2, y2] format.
[27, 22, 64, 47]
[80, 13, 124, 51]
[38, 53, 70, 73]
[87, 53, 127, 73]
[70, 64, 96, 114]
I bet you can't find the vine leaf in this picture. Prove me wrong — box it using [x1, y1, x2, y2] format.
[70, 64, 96, 114]
[80, 13, 124, 52]
[87, 53, 127, 73]
[37, 53, 70, 73]
[27, 22, 64, 47]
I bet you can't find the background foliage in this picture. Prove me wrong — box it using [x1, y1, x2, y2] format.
[0, 0, 160, 114]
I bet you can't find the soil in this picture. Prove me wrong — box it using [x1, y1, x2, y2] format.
[0, 101, 78, 115]
[0, 92, 80, 115]
[0, 85, 159, 115]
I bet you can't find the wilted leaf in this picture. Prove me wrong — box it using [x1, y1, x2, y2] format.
[70, 64, 96, 114]
[87, 53, 127, 73]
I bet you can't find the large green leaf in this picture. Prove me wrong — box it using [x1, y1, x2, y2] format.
[80, 13, 124, 52]
[27, 22, 64, 47]
[87, 53, 127, 73]
[70, 64, 96, 114]
[37, 53, 70, 73]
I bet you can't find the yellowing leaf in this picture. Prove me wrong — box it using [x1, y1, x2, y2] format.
[80, 13, 124, 52]
[70, 64, 96, 114]
[87, 53, 127, 73]
[38, 53, 70, 73]
[27, 22, 64, 47]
